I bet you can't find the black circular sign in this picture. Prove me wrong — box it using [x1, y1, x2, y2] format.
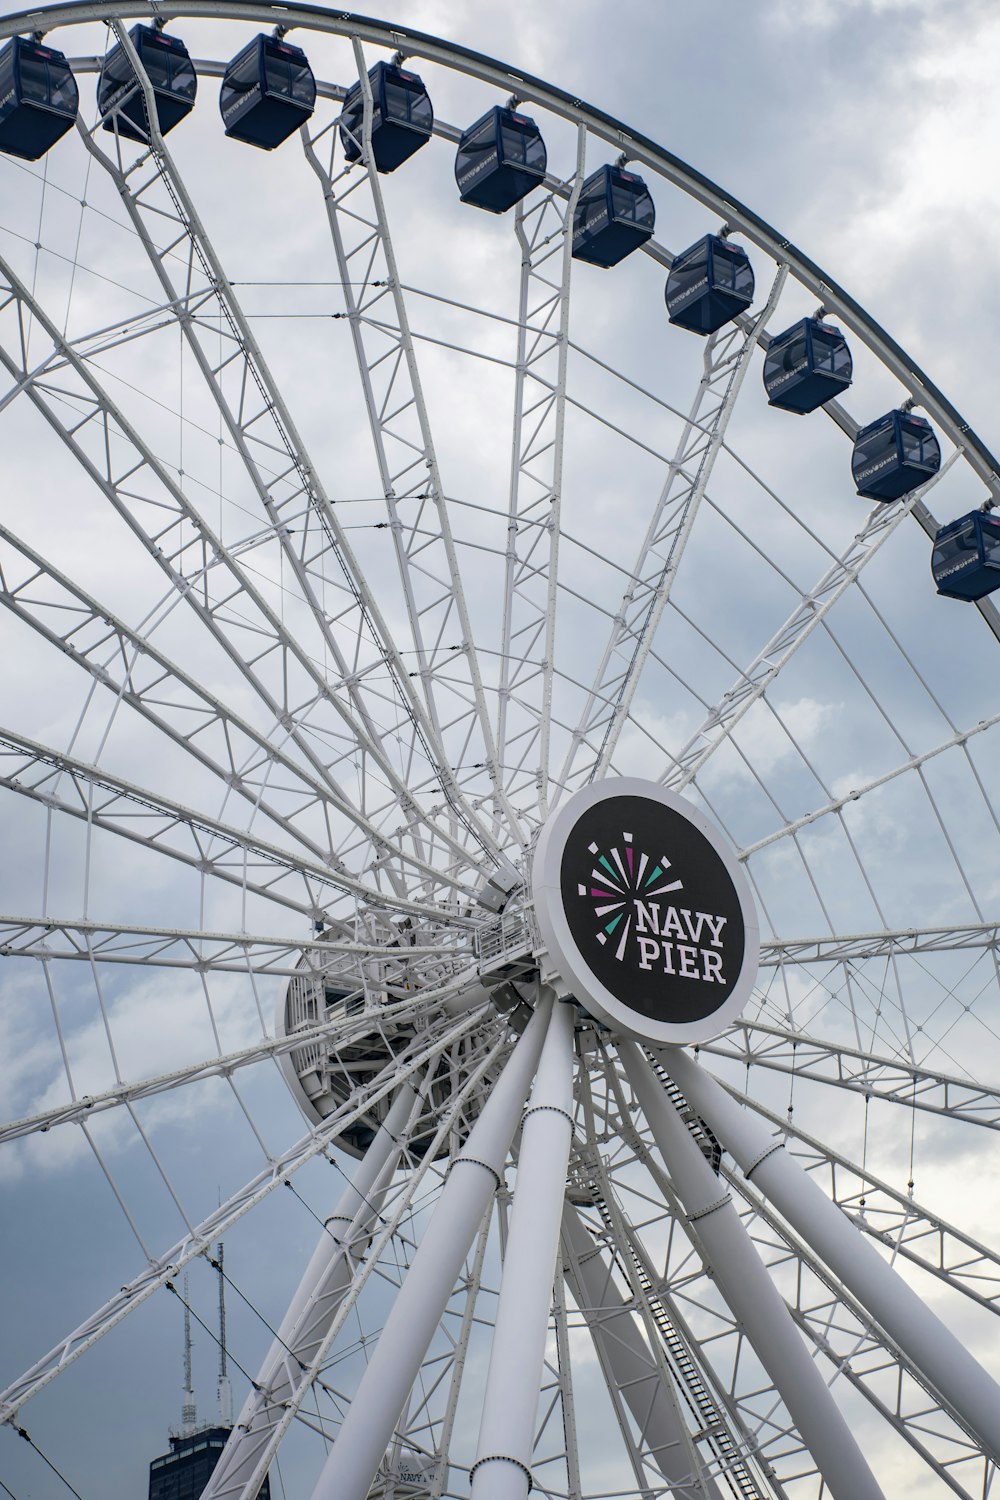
[559, 794, 746, 1024]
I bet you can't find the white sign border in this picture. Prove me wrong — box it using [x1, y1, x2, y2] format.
[531, 777, 760, 1045]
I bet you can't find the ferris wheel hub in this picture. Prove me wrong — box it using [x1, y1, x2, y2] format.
[531, 778, 760, 1045]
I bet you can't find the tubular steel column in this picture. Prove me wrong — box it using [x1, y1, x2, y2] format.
[470, 1001, 575, 1500]
[618, 1042, 886, 1500]
[660, 1046, 1000, 1460]
[310, 996, 553, 1500]
[202, 1080, 419, 1500]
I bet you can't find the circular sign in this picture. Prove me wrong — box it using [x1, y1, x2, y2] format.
[531, 778, 759, 1044]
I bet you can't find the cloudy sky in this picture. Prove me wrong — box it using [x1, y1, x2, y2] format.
[2, 2, 1000, 1498]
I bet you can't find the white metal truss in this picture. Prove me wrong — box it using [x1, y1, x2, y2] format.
[0, 250, 486, 897]
[597, 1056, 1000, 1494]
[495, 128, 585, 821]
[575, 1052, 771, 1500]
[738, 702, 1000, 860]
[83, 19, 507, 871]
[659, 455, 957, 792]
[0, 1006, 497, 1425]
[725, 1171, 993, 1500]
[559, 263, 788, 795]
[301, 38, 524, 853]
[715, 1081, 1000, 1317]
[201, 1044, 506, 1500]
[701, 1018, 1000, 1129]
[0, 913, 465, 976]
[581, 1063, 825, 1494]
[758, 919, 1000, 964]
[0, 988, 458, 1144]
[1, 10, 999, 1500]
[0, 727, 459, 922]
[0, 521, 470, 902]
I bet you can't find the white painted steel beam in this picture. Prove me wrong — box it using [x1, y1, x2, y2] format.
[202, 1081, 420, 1500]
[310, 996, 552, 1500]
[562, 1203, 729, 1500]
[759, 919, 1000, 963]
[302, 40, 522, 853]
[661, 1047, 1000, 1461]
[702, 1018, 1000, 1130]
[0, 985, 470, 1143]
[0, 523, 469, 900]
[566, 264, 788, 793]
[709, 1075, 1000, 1313]
[470, 1001, 575, 1500]
[88, 20, 501, 868]
[659, 456, 956, 793]
[0, 251, 478, 884]
[740, 706, 1000, 861]
[619, 1041, 886, 1500]
[213, 1033, 509, 1500]
[0, 1007, 491, 1425]
[428, 1214, 493, 1500]
[0, 915, 462, 978]
[0, 728, 456, 923]
[723, 1166, 991, 1496]
[496, 130, 585, 821]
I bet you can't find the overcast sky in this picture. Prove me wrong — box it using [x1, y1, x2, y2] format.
[2, 2, 1000, 1498]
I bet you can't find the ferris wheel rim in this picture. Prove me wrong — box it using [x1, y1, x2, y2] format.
[2, 0, 998, 509]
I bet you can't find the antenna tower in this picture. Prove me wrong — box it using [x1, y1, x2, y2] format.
[181, 1271, 197, 1434]
[216, 1241, 233, 1427]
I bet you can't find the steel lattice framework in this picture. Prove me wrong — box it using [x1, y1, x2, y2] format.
[0, 7, 999, 1500]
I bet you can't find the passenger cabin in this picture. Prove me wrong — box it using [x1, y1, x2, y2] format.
[932, 511, 1000, 601]
[340, 61, 433, 173]
[572, 164, 655, 268]
[220, 34, 316, 149]
[852, 409, 941, 501]
[455, 106, 546, 213]
[98, 24, 196, 142]
[0, 38, 78, 161]
[763, 317, 853, 413]
[666, 235, 755, 335]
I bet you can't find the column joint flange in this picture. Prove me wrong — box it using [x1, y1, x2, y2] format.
[469, 1454, 534, 1491]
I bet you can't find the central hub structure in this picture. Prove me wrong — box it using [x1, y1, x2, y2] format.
[532, 777, 759, 1044]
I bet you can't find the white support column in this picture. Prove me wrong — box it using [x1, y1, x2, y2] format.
[660, 1046, 1000, 1461]
[310, 995, 553, 1500]
[203, 1081, 419, 1500]
[470, 1001, 575, 1500]
[618, 1042, 886, 1500]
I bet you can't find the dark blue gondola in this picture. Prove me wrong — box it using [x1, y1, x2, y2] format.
[572, 164, 655, 268]
[455, 105, 546, 213]
[665, 234, 755, 335]
[339, 61, 432, 174]
[852, 409, 941, 502]
[932, 511, 1000, 600]
[0, 37, 78, 161]
[763, 317, 852, 413]
[220, 34, 315, 149]
[98, 24, 196, 143]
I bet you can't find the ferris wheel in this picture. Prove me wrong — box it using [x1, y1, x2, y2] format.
[1, 6, 1000, 1499]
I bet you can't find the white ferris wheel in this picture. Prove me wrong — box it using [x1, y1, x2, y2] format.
[1, 6, 1000, 1500]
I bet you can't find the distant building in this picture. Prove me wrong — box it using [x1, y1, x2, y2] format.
[147, 1424, 271, 1500]
[147, 1246, 270, 1499]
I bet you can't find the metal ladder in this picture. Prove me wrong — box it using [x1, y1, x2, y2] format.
[586, 1182, 764, 1500]
[645, 1054, 723, 1174]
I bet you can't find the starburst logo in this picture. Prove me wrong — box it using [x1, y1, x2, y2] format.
[577, 830, 683, 959]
